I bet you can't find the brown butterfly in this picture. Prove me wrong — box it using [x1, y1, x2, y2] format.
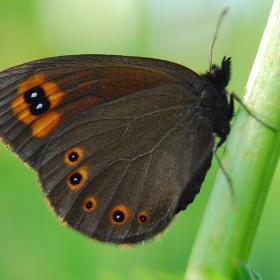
[0, 54, 233, 243]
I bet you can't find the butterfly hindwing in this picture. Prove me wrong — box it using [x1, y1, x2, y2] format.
[38, 85, 213, 243]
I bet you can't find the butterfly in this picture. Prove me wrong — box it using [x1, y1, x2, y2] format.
[0, 54, 233, 243]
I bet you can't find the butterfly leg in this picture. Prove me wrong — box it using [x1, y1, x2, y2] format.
[229, 91, 276, 132]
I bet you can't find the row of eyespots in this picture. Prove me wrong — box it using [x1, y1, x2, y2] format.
[11, 74, 66, 138]
[67, 168, 149, 225]
[65, 148, 87, 190]
[64, 149, 149, 225]
[83, 199, 149, 225]
[110, 207, 150, 225]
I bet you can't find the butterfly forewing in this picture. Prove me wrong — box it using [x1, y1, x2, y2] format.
[0, 55, 200, 168]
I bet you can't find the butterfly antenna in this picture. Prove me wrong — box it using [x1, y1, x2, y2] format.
[208, 8, 229, 67]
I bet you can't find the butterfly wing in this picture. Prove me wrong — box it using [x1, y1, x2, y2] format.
[0, 55, 214, 243]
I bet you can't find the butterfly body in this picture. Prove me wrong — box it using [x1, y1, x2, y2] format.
[0, 55, 232, 243]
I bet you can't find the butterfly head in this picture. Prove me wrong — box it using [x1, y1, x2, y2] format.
[204, 56, 231, 89]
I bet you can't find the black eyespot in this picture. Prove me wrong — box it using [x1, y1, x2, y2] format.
[68, 151, 79, 162]
[69, 173, 82, 185]
[139, 215, 147, 223]
[67, 166, 87, 190]
[113, 210, 125, 223]
[110, 205, 129, 225]
[65, 148, 83, 166]
[83, 197, 97, 212]
[29, 97, 50, 115]
[24, 86, 45, 104]
[137, 211, 149, 224]
[86, 201, 93, 209]
[24, 86, 51, 115]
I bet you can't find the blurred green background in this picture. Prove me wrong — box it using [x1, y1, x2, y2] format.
[0, 0, 279, 279]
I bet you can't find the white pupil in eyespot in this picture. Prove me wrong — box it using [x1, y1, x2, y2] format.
[36, 103, 43, 110]
[31, 92, 38, 98]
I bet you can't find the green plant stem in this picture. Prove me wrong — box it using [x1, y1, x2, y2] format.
[185, 0, 280, 279]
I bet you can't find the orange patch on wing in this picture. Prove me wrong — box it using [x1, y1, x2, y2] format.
[18, 74, 46, 94]
[67, 166, 88, 191]
[30, 111, 62, 138]
[14, 106, 37, 123]
[41, 81, 65, 107]
[11, 74, 66, 138]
